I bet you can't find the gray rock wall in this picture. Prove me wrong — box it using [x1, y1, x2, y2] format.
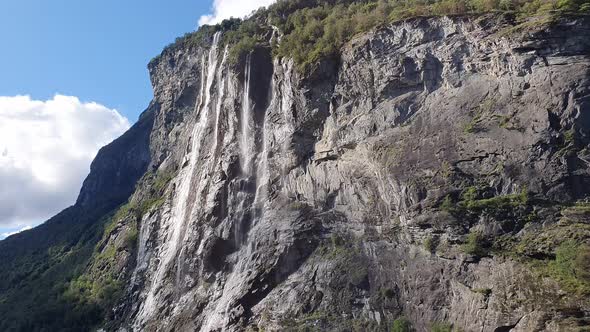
[115, 14, 590, 331]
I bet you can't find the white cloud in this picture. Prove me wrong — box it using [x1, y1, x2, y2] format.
[1, 225, 32, 239]
[0, 95, 130, 230]
[199, 0, 277, 26]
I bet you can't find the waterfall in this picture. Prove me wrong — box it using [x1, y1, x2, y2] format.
[210, 45, 229, 165]
[253, 66, 274, 217]
[239, 53, 253, 175]
[136, 31, 223, 323]
[201, 55, 287, 332]
[232, 54, 254, 247]
[253, 108, 270, 217]
[175, 43, 229, 285]
[279, 60, 296, 174]
[169, 31, 223, 276]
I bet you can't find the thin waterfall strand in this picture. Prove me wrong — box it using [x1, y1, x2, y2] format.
[210, 45, 229, 167]
[240, 54, 253, 175]
[136, 32, 223, 322]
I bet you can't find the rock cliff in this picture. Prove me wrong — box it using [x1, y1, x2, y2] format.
[2, 12, 590, 332]
[120, 14, 590, 331]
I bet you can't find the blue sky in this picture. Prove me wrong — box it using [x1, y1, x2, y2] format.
[0, 0, 277, 239]
[0, 0, 212, 121]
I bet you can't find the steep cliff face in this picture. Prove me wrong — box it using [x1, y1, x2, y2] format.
[101, 14, 590, 331]
[2, 12, 589, 332]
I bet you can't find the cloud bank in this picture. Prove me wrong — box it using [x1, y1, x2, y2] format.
[1, 226, 32, 239]
[199, 0, 277, 26]
[0, 95, 130, 231]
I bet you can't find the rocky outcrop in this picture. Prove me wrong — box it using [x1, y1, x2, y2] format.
[2, 13, 589, 332]
[106, 14, 590, 332]
[77, 110, 154, 211]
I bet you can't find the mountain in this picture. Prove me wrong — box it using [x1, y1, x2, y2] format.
[1, 1, 590, 331]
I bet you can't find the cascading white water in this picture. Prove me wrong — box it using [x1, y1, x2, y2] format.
[200, 55, 295, 332]
[253, 60, 293, 216]
[232, 53, 254, 247]
[210, 45, 229, 164]
[239, 53, 253, 175]
[253, 101, 270, 215]
[202, 57, 283, 332]
[174, 44, 229, 288]
[135, 32, 223, 323]
[278, 60, 296, 174]
[252, 63, 277, 216]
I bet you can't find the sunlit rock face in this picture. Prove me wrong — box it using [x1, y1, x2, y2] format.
[104, 14, 590, 331]
[5, 14, 587, 332]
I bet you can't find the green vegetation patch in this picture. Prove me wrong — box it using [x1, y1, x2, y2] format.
[222, 18, 270, 64]
[391, 317, 412, 332]
[529, 241, 590, 295]
[12, 168, 176, 331]
[494, 207, 590, 296]
[515, 220, 590, 257]
[561, 201, 590, 223]
[152, 0, 590, 73]
[473, 287, 492, 297]
[149, 24, 220, 66]
[441, 186, 530, 223]
[443, 190, 590, 295]
[0, 209, 120, 331]
[462, 230, 490, 256]
[424, 235, 438, 253]
[267, 0, 590, 72]
[431, 322, 454, 332]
